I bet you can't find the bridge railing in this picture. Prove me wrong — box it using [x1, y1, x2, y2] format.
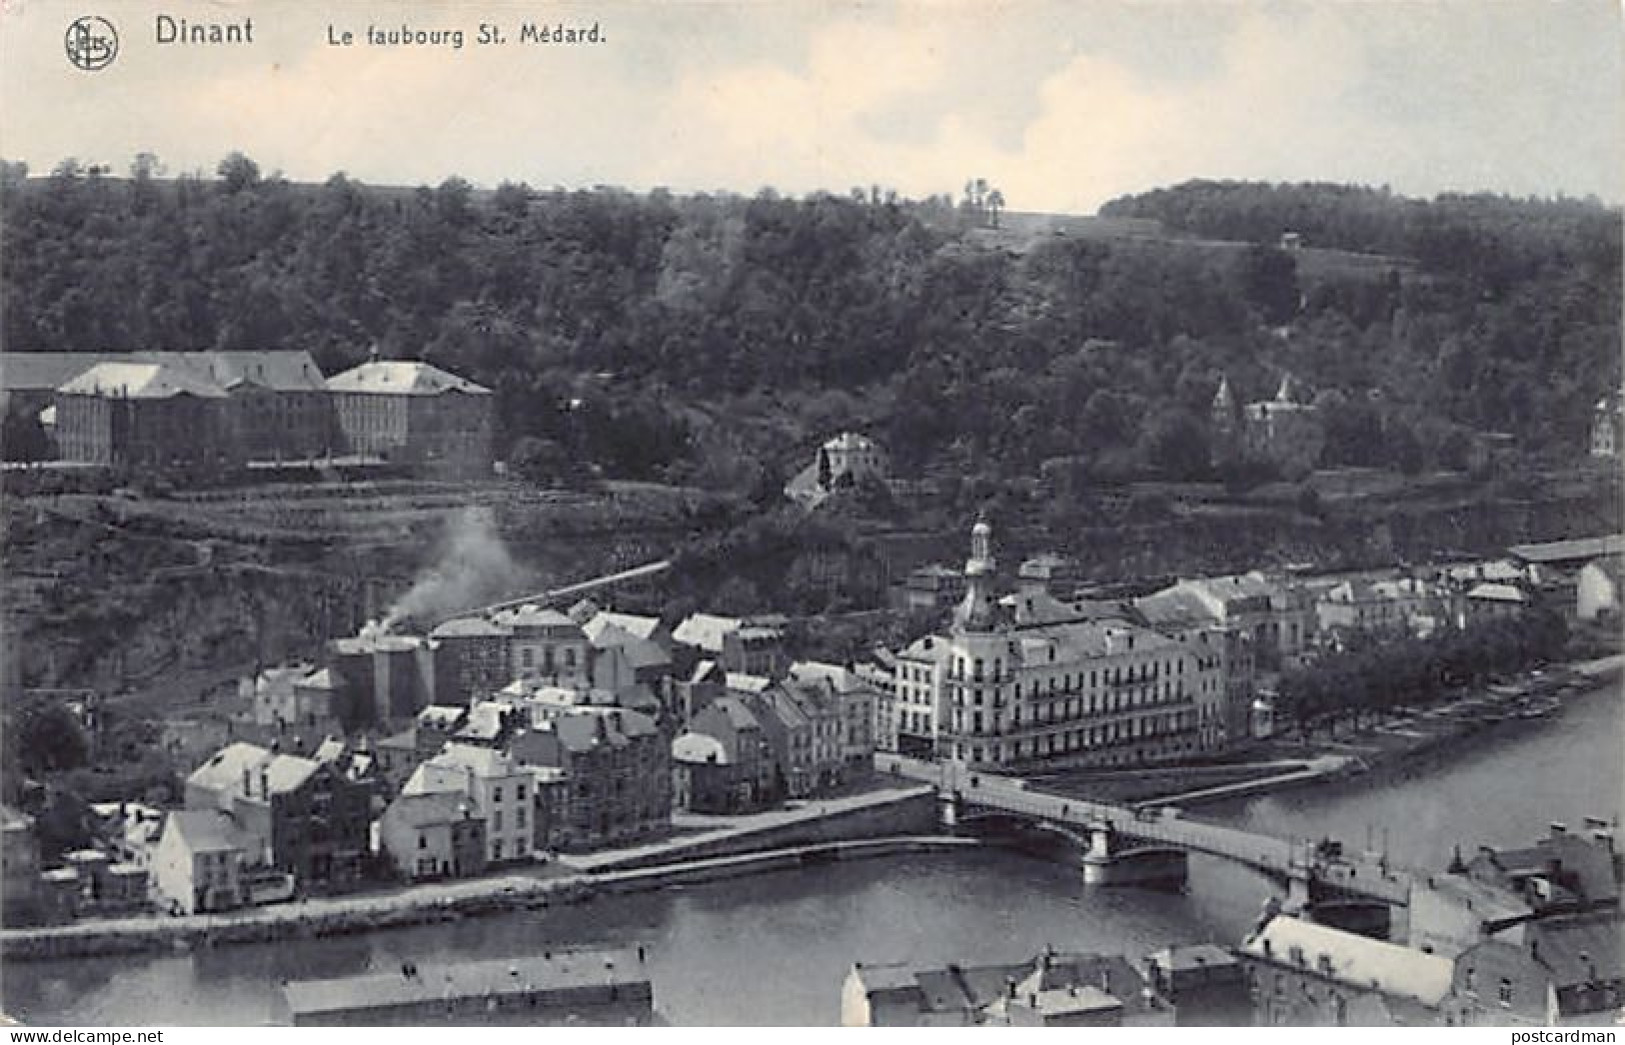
[876, 753, 1409, 894]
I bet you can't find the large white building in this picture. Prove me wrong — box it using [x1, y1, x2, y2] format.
[883, 520, 1222, 770]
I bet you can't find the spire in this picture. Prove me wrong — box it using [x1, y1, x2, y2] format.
[1212, 373, 1240, 434]
[954, 514, 998, 631]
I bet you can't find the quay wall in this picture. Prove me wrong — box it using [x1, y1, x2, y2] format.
[1, 792, 942, 963]
[580, 789, 939, 872]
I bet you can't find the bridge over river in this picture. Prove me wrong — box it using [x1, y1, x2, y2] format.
[877, 754, 1412, 925]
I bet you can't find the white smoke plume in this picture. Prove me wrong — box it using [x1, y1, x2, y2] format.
[380, 507, 521, 631]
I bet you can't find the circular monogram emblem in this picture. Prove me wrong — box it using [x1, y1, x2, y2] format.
[65, 16, 118, 71]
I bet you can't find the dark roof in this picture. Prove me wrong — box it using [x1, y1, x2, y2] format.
[384, 791, 475, 830]
[282, 949, 646, 1018]
[0, 353, 106, 392]
[1508, 535, 1625, 565]
[1529, 912, 1623, 989]
[163, 809, 247, 854]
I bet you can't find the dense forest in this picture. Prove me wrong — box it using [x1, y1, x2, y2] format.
[2, 159, 1619, 489]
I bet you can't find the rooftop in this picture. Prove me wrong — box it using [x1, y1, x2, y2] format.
[1527, 912, 1623, 988]
[163, 809, 247, 855]
[59, 362, 229, 400]
[325, 360, 490, 396]
[672, 613, 744, 653]
[1508, 534, 1625, 565]
[1243, 915, 1454, 1007]
[430, 616, 513, 639]
[582, 611, 664, 644]
[281, 948, 648, 1019]
[384, 791, 476, 830]
[187, 742, 320, 799]
[672, 731, 730, 765]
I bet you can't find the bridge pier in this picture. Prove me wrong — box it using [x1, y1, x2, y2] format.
[1079, 821, 1188, 888]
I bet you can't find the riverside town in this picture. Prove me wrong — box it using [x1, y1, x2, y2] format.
[0, 1, 1621, 1030]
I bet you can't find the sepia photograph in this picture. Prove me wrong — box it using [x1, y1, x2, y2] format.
[0, 0, 1620, 1031]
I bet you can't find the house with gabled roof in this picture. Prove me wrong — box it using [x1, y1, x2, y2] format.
[150, 809, 250, 915]
[185, 740, 371, 891]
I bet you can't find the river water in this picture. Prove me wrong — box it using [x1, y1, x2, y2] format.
[4, 682, 1619, 1026]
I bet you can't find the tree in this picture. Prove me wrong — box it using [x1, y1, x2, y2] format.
[1140, 406, 1210, 479]
[508, 435, 567, 484]
[986, 188, 1006, 228]
[216, 151, 261, 193]
[1238, 244, 1300, 326]
[10, 703, 88, 775]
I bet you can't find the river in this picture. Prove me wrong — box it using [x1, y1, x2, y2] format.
[3, 681, 1619, 1026]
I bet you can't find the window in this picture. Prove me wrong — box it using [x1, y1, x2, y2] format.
[418, 834, 427, 850]
[517, 783, 527, 801]
[1498, 979, 1513, 1006]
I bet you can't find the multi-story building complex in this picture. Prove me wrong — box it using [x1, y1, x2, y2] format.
[680, 694, 773, 810]
[842, 948, 1172, 1027]
[185, 741, 372, 891]
[402, 743, 533, 865]
[788, 660, 877, 771]
[150, 809, 249, 915]
[329, 629, 444, 725]
[819, 431, 886, 484]
[55, 362, 238, 472]
[916, 520, 1209, 770]
[1315, 576, 1451, 640]
[746, 681, 843, 797]
[1144, 572, 1314, 674]
[1133, 589, 1254, 749]
[244, 663, 348, 736]
[12, 350, 330, 465]
[157, 349, 331, 461]
[890, 633, 948, 757]
[1, 806, 41, 926]
[1240, 913, 1456, 1025]
[1214, 372, 1325, 475]
[377, 791, 487, 881]
[509, 707, 669, 853]
[891, 563, 967, 613]
[494, 605, 592, 687]
[429, 616, 513, 705]
[326, 358, 492, 476]
[1590, 389, 1622, 459]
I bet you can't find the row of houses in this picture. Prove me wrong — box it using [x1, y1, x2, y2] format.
[0, 350, 493, 477]
[845, 824, 1623, 1027]
[867, 521, 1625, 770]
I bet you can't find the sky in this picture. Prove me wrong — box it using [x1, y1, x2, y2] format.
[1, 0, 1621, 214]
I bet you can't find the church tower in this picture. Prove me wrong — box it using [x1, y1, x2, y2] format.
[943, 515, 1016, 766]
[954, 514, 998, 632]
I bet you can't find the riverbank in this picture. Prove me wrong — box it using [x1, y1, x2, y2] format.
[1191, 653, 1624, 806]
[0, 786, 938, 963]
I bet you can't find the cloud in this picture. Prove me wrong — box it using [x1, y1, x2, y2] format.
[1, 0, 1619, 210]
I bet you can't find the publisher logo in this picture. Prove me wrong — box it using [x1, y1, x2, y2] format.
[65, 16, 118, 71]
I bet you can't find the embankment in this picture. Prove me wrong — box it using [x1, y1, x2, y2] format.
[1, 788, 942, 963]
